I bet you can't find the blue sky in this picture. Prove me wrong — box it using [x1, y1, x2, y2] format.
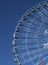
[0, 0, 44, 65]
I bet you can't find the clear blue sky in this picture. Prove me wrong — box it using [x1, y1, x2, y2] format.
[0, 0, 45, 65]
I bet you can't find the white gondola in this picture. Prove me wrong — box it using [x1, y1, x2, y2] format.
[32, 8, 35, 12]
[19, 21, 23, 26]
[14, 56, 18, 62]
[37, 4, 41, 9]
[42, 1, 47, 6]
[16, 27, 19, 32]
[12, 39, 16, 46]
[13, 33, 17, 39]
[26, 11, 30, 16]
[13, 33, 15, 38]
[13, 47, 16, 54]
[19, 22, 22, 26]
[18, 63, 21, 65]
[22, 16, 26, 21]
[13, 49, 16, 54]
[14, 58, 17, 62]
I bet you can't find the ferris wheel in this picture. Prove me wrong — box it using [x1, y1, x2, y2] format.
[12, 1, 48, 65]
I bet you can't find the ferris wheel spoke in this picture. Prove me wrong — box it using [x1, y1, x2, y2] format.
[42, 1, 48, 16]
[30, 9, 44, 21]
[34, 10, 48, 25]
[41, 6, 48, 17]
[22, 47, 47, 57]
[30, 8, 48, 27]
[15, 47, 47, 62]
[35, 5, 48, 18]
